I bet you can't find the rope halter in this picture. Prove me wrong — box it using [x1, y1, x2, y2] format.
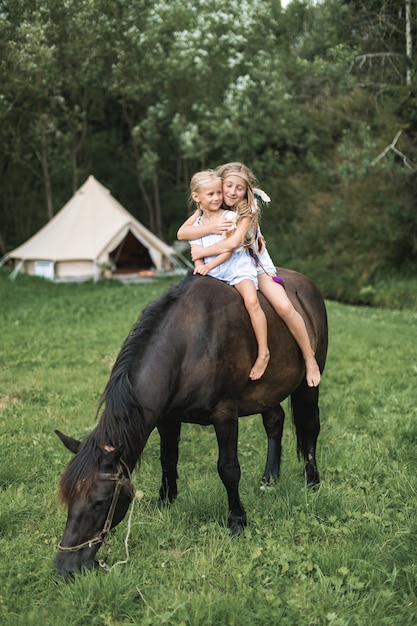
[58, 459, 133, 553]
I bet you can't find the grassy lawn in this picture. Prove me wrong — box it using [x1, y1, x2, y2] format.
[0, 269, 416, 625]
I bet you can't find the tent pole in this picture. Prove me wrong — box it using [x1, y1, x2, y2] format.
[9, 259, 24, 281]
[93, 260, 99, 283]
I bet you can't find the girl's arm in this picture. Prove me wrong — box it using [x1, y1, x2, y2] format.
[177, 211, 234, 240]
[177, 211, 201, 240]
[177, 211, 233, 272]
[193, 252, 232, 276]
[191, 216, 251, 261]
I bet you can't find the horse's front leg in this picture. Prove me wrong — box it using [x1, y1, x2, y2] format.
[213, 403, 246, 535]
[157, 419, 181, 505]
[261, 405, 285, 488]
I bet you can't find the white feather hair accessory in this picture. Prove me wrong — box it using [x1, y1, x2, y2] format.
[254, 187, 271, 203]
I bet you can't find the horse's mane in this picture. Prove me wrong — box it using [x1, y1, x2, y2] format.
[101, 272, 195, 395]
[59, 273, 195, 505]
[58, 441, 102, 505]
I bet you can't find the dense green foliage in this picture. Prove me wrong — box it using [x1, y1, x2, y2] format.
[0, 270, 417, 624]
[0, 0, 416, 304]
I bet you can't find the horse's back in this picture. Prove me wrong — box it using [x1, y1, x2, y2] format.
[164, 271, 327, 418]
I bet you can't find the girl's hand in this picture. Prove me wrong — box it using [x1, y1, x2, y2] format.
[193, 264, 210, 276]
[215, 217, 235, 234]
[190, 245, 204, 261]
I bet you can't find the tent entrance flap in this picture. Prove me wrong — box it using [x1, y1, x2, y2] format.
[110, 231, 153, 273]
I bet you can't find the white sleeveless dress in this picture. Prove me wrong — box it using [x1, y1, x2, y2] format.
[190, 210, 258, 289]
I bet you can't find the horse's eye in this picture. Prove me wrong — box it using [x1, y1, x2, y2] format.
[91, 498, 109, 510]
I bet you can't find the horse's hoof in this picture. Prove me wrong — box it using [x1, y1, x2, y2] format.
[306, 473, 320, 490]
[229, 523, 245, 536]
[228, 514, 247, 536]
[305, 461, 320, 489]
[260, 478, 276, 491]
[156, 492, 177, 509]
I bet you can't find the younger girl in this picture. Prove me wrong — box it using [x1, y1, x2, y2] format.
[187, 170, 270, 381]
[178, 162, 321, 388]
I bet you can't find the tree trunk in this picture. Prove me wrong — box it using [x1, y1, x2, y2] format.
[71, 90, 89, 193]
[120, 99, 156, 230]
[136, 167, 155, 232]
[36, 131, 53, 221]
[405, 0, 412, 86]
[153, 171, 163, 239]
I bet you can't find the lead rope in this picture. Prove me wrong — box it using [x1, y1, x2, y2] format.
[98, 490, 137, 572]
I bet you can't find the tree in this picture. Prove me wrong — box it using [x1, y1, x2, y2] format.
[0, 0, 415, 290]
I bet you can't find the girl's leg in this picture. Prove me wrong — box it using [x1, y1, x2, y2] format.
[258, 273, 321, 387]
[234, 279, 270, 380]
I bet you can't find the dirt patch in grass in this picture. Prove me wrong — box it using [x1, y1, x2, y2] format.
[0, 395, 18, 412]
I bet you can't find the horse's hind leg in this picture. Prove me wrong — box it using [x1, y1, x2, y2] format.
[261, 405, 285, 488]
[291, 383, 321, 487]
[157, 419, 181, 504]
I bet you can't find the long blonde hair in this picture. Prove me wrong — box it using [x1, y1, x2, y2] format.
[215, 162, 259, 245]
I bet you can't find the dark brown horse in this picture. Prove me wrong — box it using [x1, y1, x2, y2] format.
[54, 268, 327, 577]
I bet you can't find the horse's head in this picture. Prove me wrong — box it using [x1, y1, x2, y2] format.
[54, 430, 134, 579]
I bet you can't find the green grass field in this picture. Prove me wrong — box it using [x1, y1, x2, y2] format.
[1, 269, 416, 625]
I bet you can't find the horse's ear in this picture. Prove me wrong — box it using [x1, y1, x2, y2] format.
[55, 430, 81, 454]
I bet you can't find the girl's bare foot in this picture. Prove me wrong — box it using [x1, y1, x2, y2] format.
[249, 352, 270, 381]
[305, 356, 321, 387]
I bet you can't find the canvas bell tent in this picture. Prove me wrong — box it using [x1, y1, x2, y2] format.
[3, 176, 188, 281]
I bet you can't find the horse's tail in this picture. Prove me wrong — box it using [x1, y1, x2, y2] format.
[289, 383, 321, 466]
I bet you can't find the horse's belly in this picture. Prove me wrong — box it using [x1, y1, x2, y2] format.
[237, 360, 305, 417]
[167, 402, 216, 425]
